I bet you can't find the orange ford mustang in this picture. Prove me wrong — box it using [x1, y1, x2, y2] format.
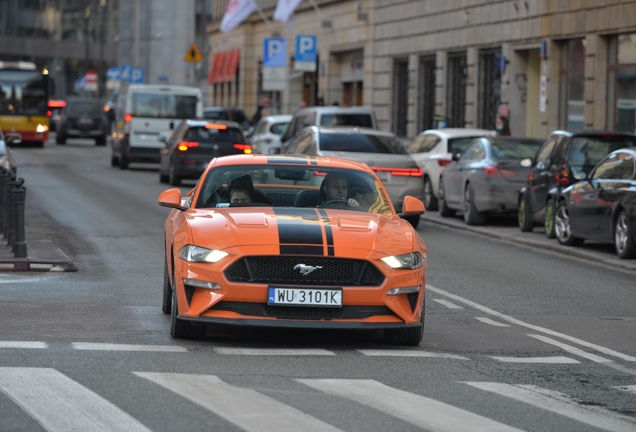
[158, 154, 427, 345]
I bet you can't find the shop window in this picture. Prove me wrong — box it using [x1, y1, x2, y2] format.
[446, 52, 467, 128]
[608, 34, 636, 134]
[477, 49, 502, 130]
[559, 39, 585, 130]
[417, 56, 436, 132]
[392, 58, 409, 137]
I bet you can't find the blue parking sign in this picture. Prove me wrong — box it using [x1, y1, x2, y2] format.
[119, 65, 133, 81]
[295, 35, 316, 62]
[131, 67, 145, 83]
[263, 38, 286, 67]
[106, 66, 120, 81]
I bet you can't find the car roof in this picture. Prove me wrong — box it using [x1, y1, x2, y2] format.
[184, 119, 242, 129]
[127, 84, 200, 93]
[65, 97, 100, 104]
[203, 106, 246, 112]
[260, 115, 293, 123]
[210, 154, 373, 172]
[420, 128, 496, 138]
[293, 106, 376, 115]
[550, 129, 636, 138]
[314, 126, 398, 138]
[487, 136, 545, 144]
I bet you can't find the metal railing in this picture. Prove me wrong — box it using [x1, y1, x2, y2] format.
[0, 166, 27, 258]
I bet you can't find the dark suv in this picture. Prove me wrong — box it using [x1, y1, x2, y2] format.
[202, 107, 250, 131]
[55, 97, 108, 146]
[518, 130, 636, 236]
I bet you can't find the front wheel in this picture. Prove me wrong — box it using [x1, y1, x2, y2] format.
[615, 210, 636, 259]
[404, 215, 420, 229]
[544, 198, 556, 238]
[423, 177, 438, 211]
[168, 162, 181, 186]
[438, 179, 454, 217]
[170, 281, 206, 339]
[119, 152, 129, 170]
[56, 134, 66, 145]
[95, 136, 106, 146]
[162, 257, 172, 314]
[555, 201, 584, 246]
[518, 194, 534, 232]
[463, 184, 486, 226]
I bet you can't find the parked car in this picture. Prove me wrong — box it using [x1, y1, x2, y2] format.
[47, 99, 66, 132]
[438, 137, 543, 225]
[55, 97, 108, 146]
[554, 148, 636, 259]
[202, 107, 251, 131]
[158, 120, 249, 186]
[158, 154, 426, 344]
[406, 128, 496, 211]
[518, 130, 636, 238]
[0, 128, 19, 173]
[283, 126, 423, 227]
[279, 106, 378, 150]
[250, 114, 292, 154]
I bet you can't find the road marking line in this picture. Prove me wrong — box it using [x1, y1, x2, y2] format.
[0, 341, 48, 349]
[491, 356, 579, 364]
[427, 284, 636, 362]
[214, 348, 335, 356]
[433, 298, 463, 309]
[358, 349, 469, 359]
[71, 342, 187, 352]
[475, 317, 511, 326]
[612, 385, 636, 395]
[464, 382, 636, 432]
[0, 367, 151, 432]
[527, 334, 612, 363]
[30, 263, 53, 269]
[297, 379, 524, 432]
[135, 372, 343, 432]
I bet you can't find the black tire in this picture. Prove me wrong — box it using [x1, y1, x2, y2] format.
[614, 210, 636, 259]
[162, 257, 172, 314]
[405, 215, 420, 229]
[111, 155, 119, 167]
[159, 170, 169, 183]
[518, 194, 534, 232]
[168, 162, 181, 186]
[555, 200, 584, 246]
[170, 281, 205, 339]
[438, 178, 454, 217]
[119, 152, 129, 170]
[463, 184, 486, 226]
[34, 141, 44, 148]
[95, 136, 106, 146]
[56, 134, 66, 145]
[384, 309, 424, 346]
[544, 198, 556, 239]
[422, 177, 438, 211]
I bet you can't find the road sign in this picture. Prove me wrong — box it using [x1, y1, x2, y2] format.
[106, 66, 120, 81]
[184, 43, 204, 62]
[131, 67, 145, 84]
[295, 35, 317, 72]
[84, 70, 98, 91]
[120, 65, 133, 82]
[263, 38, 286, 67]
[262, 66, 286, 91]
[75, 77, 86, 92]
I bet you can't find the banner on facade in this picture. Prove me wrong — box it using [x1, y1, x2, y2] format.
[220, 0, 257, 34]
[273, 0, 303, 23]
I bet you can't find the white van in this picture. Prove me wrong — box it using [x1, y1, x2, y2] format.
[111, 84, 203, 169]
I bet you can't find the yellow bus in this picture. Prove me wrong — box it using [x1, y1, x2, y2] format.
[0, 61, 51, 147]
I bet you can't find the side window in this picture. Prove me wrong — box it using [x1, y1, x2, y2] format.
[302, 114, 314, 127]
[535, 137, 558, 165]
[553, 136, 569, 162]
[421, 135, 441, 153]
[407, 135, 427, 153]
[171, 123, 188, 143]
[592, 153, 635, 180]
[294, 132, 314, 154]
[459, 142, 485, 161]
[286, 130, 310, 154]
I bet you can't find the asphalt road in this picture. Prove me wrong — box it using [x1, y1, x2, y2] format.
[1, 136, 635, 432]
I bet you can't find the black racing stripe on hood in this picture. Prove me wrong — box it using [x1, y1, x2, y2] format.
[317, 209, 334, 256]
[280, 245, 324, 255]
[273, 208, 325, 255]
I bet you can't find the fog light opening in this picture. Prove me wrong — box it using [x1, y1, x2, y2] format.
[387, 286, 420, 295]
[183, 278, 221, 290]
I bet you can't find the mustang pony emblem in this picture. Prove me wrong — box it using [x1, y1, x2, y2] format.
[294, 264, 323, 276]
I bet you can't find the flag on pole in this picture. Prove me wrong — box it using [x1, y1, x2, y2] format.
[220, 0, 258, 34]
[273, 0, 303, 23]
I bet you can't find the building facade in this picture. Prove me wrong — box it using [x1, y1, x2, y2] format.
[208, 0, 636, 138]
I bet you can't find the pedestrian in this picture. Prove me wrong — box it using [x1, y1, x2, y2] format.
[495, 115, 511, 136]
[251, 97, 271, 125]
[316, 97, 325, 107]
[299, 101, 307, 108]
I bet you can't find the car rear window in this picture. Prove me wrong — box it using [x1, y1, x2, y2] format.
[448, 137, 483, 155]
[491, 140, 542, 160]
[568, 136, 636, 171]
[66, 101, 102, 117]
[132, 93, 197, 119]
[203, 110, 228, 120]
[271, 122, 290, 135]
[319, 114, 373, 128]
[320, 133, 408, 154]
[185, 126, 244, 143]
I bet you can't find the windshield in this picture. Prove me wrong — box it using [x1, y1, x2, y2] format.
[132, 93, 197, 119]
[320, 133, 408, 154]
[568, 136, 636, 172]
[196, 163, 393, 214]
[491, 139, 542, 159]
[0, 69, 48, 116]
[66, 101, 103, 117]
[319, 114, 373, 128]
[203, 109, 228, 120]
[448, 137, 483, 155]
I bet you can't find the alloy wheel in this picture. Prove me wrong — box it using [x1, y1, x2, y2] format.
[555, 204, 571, 242]
[615, 212, 629, 255]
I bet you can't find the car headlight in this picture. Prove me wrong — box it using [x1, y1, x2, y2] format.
[36, 124, 49, 133]
[381, 252, 424, 269]
[178, 245, 228, 263]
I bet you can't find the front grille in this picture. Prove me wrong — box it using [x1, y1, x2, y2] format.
[211, 301, 396, 320]
[264, 305, 344, 320]
[225, 256, 385, 286]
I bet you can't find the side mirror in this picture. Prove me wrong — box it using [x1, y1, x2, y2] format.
[399, 196, 425, 216]
[520, 158, 533, 168]
[573, 171, 587, 181]
[158, 188, 187, 211]
[4, 134, 21, 145]
[451, 152, 461, 161]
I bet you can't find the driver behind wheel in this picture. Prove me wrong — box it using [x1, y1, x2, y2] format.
[319, 172, 360, 207]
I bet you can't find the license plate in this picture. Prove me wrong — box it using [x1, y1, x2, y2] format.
[267, 287, 342, 307]
[375, 170, 389, 181]
[78, 117, 92, 125]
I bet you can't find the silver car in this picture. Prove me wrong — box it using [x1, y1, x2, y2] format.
[250, 114, 292, 154]
[0, 129, 19, 174]
[283, 126, 424, 227]
[439, 136, 543, 225]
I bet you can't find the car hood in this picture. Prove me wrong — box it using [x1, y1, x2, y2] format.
[184, 207, 415, 256]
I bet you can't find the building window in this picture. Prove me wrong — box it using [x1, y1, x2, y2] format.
[608, 34, 636, 134]
[417, 55, 436, 132]
[559, 39, 585, 130]
[392, 58, 409, 137]
[477, 49, 502, 130]
[446, 52, 467, 128]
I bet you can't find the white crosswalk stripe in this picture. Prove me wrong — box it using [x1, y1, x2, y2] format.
[297, 378, 525, 432]
[433, 298, 463, 309]
[0, 367, 151, 432]
[134, 372, 344, 432]
[613, 385, 636, 395]
[213, 347, 334, 356]
[72, 342, 187, 352]
[0, 341, 47, 349]
[527, 334, 613, 363]
[491, 356, 580, 364]
[464, 382, 636, 432]
[358, 349, 469, 359]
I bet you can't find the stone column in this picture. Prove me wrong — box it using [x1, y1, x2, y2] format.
[435, 51, 447, 124]
[465, 47, 478, 128]
[407, 54, 418, 138]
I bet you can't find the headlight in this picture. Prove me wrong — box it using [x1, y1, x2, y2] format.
[178, 245, 228, 263]
[36, 124, 49, 133]
[381, 252, 424, 269]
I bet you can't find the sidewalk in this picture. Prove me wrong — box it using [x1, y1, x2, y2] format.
[421, 211, 636, 273]
[0, 200, 77, 272]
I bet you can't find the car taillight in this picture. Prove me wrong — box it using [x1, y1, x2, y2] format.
[556, 164, 570, 186]
[233, 144, 252, 154]
[206, 124, 227, 130]
[437, 159, 452, 167]
[124, 113, 133, 122]
[374, 167, 423, 177]
[47, 110, 52, 117]
[178, 141, 199, 151]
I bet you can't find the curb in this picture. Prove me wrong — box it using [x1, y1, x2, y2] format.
[420, 214, 636, 273]
[0, 259, 77, 272]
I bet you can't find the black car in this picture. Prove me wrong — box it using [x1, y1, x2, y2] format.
[518, 130, 636, 237]
[554, 148, 636, 259]
[55, 97, 108, 146]
[202, 107, 250, 131]
[158, 120, 249, 186]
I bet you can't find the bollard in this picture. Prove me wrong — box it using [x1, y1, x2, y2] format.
[0, 166, 6, 233]
[12, 178, 27, 258]
[5, 170, 16, 245]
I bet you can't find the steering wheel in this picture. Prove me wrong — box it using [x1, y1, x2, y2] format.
[319, 199, 349, 207]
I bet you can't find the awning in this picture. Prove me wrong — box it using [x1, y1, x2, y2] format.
[221, 49, 241, 82]
[207, 52, 227, 84]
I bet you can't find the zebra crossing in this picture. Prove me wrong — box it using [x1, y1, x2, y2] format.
[1, 367, 635, 432]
